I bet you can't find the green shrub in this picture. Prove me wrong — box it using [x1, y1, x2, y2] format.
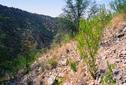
[101, 62, 116, 85]
[53, 33, 71, 45]
[47, 58, 58, 69]
[52, 79, 60, 85]
[52, 78, 63, 85]
[70, 62, 77, 72]
[0, 16, 9, 21]
[76, 19, 102, 78]
[76, 9, 112, 79]
[0, 50, 40, 81]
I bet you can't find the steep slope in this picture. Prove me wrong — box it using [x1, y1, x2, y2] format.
[7, 16, 126, 85]
[97, 20, 126, 84]
[2, 4, 126, 85]
[0, 4, 60, 81]
[7, 41, 90, 85]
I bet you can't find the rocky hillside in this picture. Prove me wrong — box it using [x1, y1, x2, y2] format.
[7, 40, 89, 85]
[1, 4, 126, 85]
[0, 4, 70, 82]
[6, 15, 126, 85]
[97, 17, 126, 85]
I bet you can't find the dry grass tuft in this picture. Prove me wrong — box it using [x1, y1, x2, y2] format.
[110, 13, 126, 29]
[102, 14, 126, 43]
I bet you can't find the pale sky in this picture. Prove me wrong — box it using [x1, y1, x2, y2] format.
[0, 0, 111, 17]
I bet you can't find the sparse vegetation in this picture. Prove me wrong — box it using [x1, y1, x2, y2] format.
[0, 49, 40, 81]
[1, 0, 126, 84]
[101, 62, 116, 85]
[47, 58, 58, 69]
[52, 78, 63, 85]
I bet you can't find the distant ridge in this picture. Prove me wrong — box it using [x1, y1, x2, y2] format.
[0, 4, 57, 65]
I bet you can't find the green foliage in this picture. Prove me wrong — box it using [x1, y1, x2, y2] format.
[0, 50, 40, 81]
[0, 4, 56, 64]
[52, 33, 71, 46]
[101, 63, 116, 85]
[62, 34, 71, 43]
[76, 8, 112, 79]
[52, 79, 60, 85]
[52, 78, 63, 85]
[0, 5, 65, 82]
[47, 58, 58, 69]
[70, 62, 77, 72]
[0, 16, 9, 21]
[56, 17, 75, 34]
[110, 0, 126, 13]
[76, 19, 99, 78]
[63, 0, 91, 32]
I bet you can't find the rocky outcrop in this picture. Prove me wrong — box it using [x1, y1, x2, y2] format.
[97, 21, 126, 85]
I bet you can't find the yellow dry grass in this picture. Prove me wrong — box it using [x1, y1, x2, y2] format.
[110, 13, 126, 29]
[102, 13, 126, 42]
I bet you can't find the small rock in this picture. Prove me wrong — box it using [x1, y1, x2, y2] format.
[27, 80, 33, 85]
[58, 73, 64, 77]
[96, 69, 105, 79]
[47, 75, 56, 85]
[89, 81, 95, 85]
[61, 55, 66, 58]
[100, 69, 106, 74]
[40, 81, 43, 85]
[63, 82, 73, 85]
[119, 54, 124, 58]
[113, 69, 119, 76]
[122, 81, 126, 85]
[66, 49, 70, 53]
[102, 56, 107, 59]
[116, 30, 125, 38]
[115, 59, 120, 63]
[58, 58, 68, 66]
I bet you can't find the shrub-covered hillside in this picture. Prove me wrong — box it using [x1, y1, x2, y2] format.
[1, 0, 126, 84]
[0, 4, 69, 80]
[0, 4, 56, 57]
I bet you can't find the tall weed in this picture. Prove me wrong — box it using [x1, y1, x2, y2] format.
[101, 62, 116, 85]
[76, 10, 112, 79]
